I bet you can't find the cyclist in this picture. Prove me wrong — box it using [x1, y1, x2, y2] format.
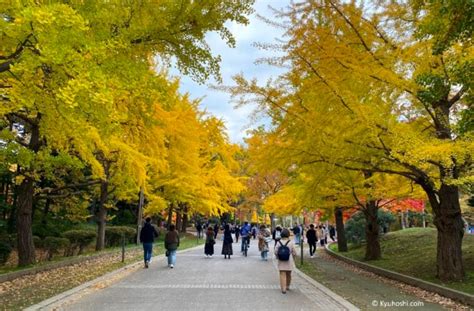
[240, 221, 251, 253]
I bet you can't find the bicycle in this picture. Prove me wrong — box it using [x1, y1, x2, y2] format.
[242, 236, 250, 257]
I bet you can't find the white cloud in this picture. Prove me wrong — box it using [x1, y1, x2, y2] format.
[173, 0, 290, 143]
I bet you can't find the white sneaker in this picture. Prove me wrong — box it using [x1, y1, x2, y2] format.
[170, 264, 174, 268]
[310, 255, 314, 258]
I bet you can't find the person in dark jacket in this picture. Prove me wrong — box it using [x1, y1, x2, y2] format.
[234, 224, 240, 243]
[329, 225, 336, 242]
[139, 217, 159, 268]
[196, 223, 203, 239]
[165, 224, 180, 268]
[221, 224, 233, 259]
[205, 227, 215, 257]
[306, 224, 317, 258]
[213, 223, 219, 239]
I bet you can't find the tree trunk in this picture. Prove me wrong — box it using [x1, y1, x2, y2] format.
[335, 207, 347, 252]
[95, 180, 108, 251]
[270, 213, 275, 231]
[364, 200, 381, 260]
[181, 205, 188, 233]
[16, 120, 41, 266]
[176, 210, 182, 232]
[431, 184, 464, 281]
[167, 204, 173, 229]
[16, 177, 36, 266]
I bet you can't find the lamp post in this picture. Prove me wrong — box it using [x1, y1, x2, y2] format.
[300, 216, 305, 266]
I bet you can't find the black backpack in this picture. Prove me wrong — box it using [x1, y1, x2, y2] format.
[277, 240, 291, 261]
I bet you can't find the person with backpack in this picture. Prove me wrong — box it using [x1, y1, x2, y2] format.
[272, 225, 282, 247]
[240, 221, 251, 252]
[306, 224, 317, 258]
[139, 217, 159, 268]
[204, 226, 215, 257]
[165, 224, 180, 268]
[274, 228, 297, 294]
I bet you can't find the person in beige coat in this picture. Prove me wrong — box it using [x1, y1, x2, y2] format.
[274, 228, 297, 294]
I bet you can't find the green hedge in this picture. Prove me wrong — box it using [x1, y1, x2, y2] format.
[0, 240, 12, 265]
[63, 230, 96, 255]
[43, 237, 70, 260]
[33, 235, 42, 249]
[105, 226, 136, 247]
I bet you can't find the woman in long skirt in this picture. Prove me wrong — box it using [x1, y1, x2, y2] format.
[221, 224, 233, 259]
[205, 227, 215, 257]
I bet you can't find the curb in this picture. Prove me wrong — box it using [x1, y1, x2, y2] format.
[325, 246, 474, 307]
[293, 266, 359, 311]
[25, 244, 204, 311]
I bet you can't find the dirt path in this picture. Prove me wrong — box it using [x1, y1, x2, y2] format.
[297, 248, 469, 310]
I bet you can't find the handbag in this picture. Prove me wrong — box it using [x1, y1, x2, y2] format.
[264, 236, 273, 244]
[165, 250, 169, 257]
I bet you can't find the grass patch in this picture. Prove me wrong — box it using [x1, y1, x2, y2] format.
[331, 228, 474, 294]
[0, 233, 203, 310]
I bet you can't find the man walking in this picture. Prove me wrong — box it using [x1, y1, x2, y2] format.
[240, 221, 251, 252]
[306, 224, 317, 258]
[196, 222, 203, 239]
[140, 217, 159, 268]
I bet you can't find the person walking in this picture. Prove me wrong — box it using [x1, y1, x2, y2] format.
[274, 229, 297, 294]
[257, 224, 271, 261]
[213, 223, 219, 239]
[234, 224, 240, 243]
[221, 224, 233, 259]
[317, 225, 325, 247]
[323, 225, 329, 244]
[292, 223, 301, 245]
[139, 217, 159, 268]
[204, 226, 215, 257]
[251, 225, 257, 239]
[329, 225, 336, 242]
[165, 224, 180, 268]
[306, 224, 317, 258]
[272, 225, 282, 247]
[196, 223, 203, 239]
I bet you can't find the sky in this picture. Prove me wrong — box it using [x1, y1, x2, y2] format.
[171, 1, 290, 144]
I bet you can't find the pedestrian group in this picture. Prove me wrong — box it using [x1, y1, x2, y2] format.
[140, 218, 336, 294]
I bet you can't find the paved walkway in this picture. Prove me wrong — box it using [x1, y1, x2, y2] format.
[50, 238, 356, 311]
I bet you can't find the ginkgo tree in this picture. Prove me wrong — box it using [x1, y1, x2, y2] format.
[144, 97, 244, 230]
[227, 0, 472, 281]
[0, 1, 254, 266]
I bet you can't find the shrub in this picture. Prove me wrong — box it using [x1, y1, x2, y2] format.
[105, 226, 136, 247]
[33, 235, 43, 249]
[43, 237, 70, 260]
[32, 223, 61, 239]
[345, 209, 396, 244]
[0, 240, 12, 265]
[63, 230, 96, 255]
